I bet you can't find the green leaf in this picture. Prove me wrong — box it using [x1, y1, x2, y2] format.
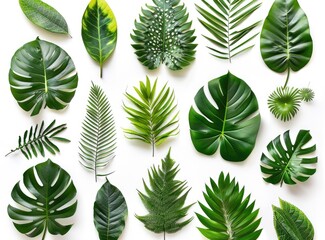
[79, 82, 116, 182]
[196, 172, 262, 240]
[123, 76, 179, 157]
[196, 0, 261, 62]
[261, 130, 317, 186]
[273, 199, 314, 240]
[136, 148, 194, 236]
[8, 159, 77, 239]
[189, 71, 261, 161]
[19, 0, 69, 34]
[9, 37, 78, 116]
[82, 0, 117, 78]
[131, 0, 197, 70]
[94, 179, 128, 240]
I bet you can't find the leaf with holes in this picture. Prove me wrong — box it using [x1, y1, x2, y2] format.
[9, 37, 78, 116]
[261, 130, 317, 186]
[189, 72, 261, 161]
[82, 0, 117, 78]
[131, 0, 197, 70]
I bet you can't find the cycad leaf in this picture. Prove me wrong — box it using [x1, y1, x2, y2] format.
[82, 0, 118, 78]
[79, 82, 116, 182]
[273, 199, 314, 240]
[94, 179, 128, 240]
[9, 37, 78, 116]
[197, 172, 262, 240]
[8, 159, 77, 239]
[19, 0, 69, 34]
[189, 71, 261, 161]
[261, 130, 317, 186]
[131, 0, 197, 70]
[136, 148, 194, 236]
[123, 76, 179, 156]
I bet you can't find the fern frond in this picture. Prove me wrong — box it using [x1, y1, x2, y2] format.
[6, 120, 69, 160]
[79, 82, 116, 182]
[123, 76, 179, 156]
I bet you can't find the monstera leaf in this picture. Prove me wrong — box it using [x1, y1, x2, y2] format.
[9, 37, 78, 116]
[82, 0, 117, 78]
[131, 0, 197, 70]
[189, 72, 261, 161]
[261, 130, 317, 186]
[8, 159, 77, 239]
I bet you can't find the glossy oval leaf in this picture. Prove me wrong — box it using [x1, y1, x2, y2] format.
[260, 0, 313, 73]
[19, 0, 69, 34]
[9, 37, 78, 116]
[82, 0, 117, 78]
[94, 179, 128, 240]
[189, 72, 261, 161]
[8, 159, 77, 239]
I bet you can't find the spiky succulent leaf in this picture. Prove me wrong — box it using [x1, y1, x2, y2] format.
[299, 88, 314, 102]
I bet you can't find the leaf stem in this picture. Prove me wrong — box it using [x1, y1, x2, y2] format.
[152, 141, 155, 157]
[100, 64, 103, 78]
[164, 230, 166, 240]
[5, 149, 18, 157]
[283, 68, 290, 88]
[41, 228, 47, 240]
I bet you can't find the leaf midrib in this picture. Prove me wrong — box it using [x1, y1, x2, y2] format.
[96, 1, 103, 67]
[39, 40, 48, 94]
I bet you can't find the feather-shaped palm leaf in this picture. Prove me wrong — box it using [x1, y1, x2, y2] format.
[196, 0, 261, 61]
[79, 82, 116, 182]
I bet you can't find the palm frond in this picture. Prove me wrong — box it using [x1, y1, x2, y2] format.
[79, 82, 116, 182]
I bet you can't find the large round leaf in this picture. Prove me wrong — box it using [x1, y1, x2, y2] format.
[9, 37, 78, 116]
[189, 72, 261, 162]
[8, 159, 77, 239]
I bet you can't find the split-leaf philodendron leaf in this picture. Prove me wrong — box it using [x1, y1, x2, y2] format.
[82, 0, 117, 78]
[189, 72, 261, 161]
[19, 0, 69, 34]
[9, 37, 78, 116]
[8, 159, 77, 239]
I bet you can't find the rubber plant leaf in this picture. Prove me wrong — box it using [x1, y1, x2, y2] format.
[9, 37, 78, 116]
[19, 0, 69, 34]
[189, 71, 261, 161]
[131, 0, 197, 70]
[94, 179, 128, 240]
[79, 82, 116, 182]
[273, 199, 314, 240]
[82, 0, 117, 78]
[197, 172, 262, 239]
[261, 130, 317, 186]
[196, 0, 261, 61]
[8, 159, 77, 239]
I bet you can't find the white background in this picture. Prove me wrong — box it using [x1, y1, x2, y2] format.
[0, 0, 324, 239]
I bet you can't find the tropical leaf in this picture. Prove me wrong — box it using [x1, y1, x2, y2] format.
[94, 179, 128, 240]
[273, 199, 314, 240]
[82, 0, 118, 78]
[189, 72, 261, 161]
[131, 0, 197, 70]
[299, 88, 314, 102]
[8, 159, 77, 239]
[19, 0, 69, 34]
[6, 120, 70, 160]
[79, 82, 116, 182]
[196, 172, 262, 240]
[261, 130, 317, 186]
[136, 149, 194, 237]
[123, 76, 179, 156]
[196, 0, 261, 61]
[9, 37, 78, 116]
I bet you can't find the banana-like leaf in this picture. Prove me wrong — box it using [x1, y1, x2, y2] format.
[8, 159, 77, 239]
[9, 37, 78, 116]
[273, 199, 314, 240]
[131, 0, 197, 70]
[261, 130, 317, 186]
[197, 0, 261, 61]
[94, 179, 128, 240]
[79, 82, 116, 182]
[6, 120, 70, 160]
[82, 0, 117, 78]
[19, 0, 69, 34]
[189, 72, 261, 161]
[197, 172, 262, 239]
